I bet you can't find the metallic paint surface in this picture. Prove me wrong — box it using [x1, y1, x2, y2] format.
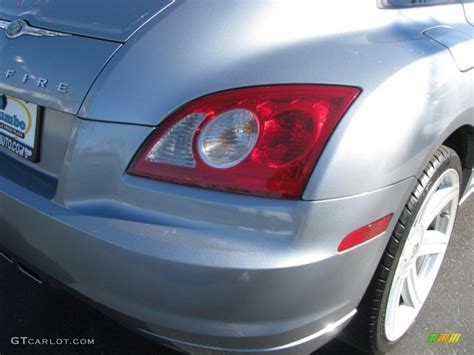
[0, 0, 473, 353]
[0, 120, 415, 350]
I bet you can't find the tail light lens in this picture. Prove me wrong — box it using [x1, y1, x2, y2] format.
[128, 85, 360, 199]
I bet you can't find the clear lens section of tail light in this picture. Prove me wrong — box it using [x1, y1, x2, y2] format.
[145, 113, 206, 168]
[198, 109, 259, 169]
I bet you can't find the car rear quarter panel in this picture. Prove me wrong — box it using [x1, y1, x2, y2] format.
[1, 2, 472, 351]
[79, 0, 474, 200]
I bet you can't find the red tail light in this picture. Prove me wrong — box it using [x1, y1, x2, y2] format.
[128, 85, 360, 199]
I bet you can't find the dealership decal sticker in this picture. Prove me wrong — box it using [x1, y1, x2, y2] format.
[0, 96, 39, 161]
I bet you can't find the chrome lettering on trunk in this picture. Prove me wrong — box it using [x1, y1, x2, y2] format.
[2, 69, 69, 93]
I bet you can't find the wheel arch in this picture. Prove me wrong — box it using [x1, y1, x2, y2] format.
[414, 117, 474, 199]
[442, 124, 474, 194]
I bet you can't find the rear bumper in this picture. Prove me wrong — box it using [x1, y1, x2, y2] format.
[0, 161, 415, 353]
[138, 310, 357, 354]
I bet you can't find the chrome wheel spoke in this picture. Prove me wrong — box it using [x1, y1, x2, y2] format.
[402, 265, 423, 310]
[418, 230, 449, 256]
[419, 185, 458, 230]
[385, 272, 404, 337]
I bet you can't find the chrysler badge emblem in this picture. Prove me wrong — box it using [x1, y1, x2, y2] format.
[0, 19, 70, 39]
[5, 20, 26, 39]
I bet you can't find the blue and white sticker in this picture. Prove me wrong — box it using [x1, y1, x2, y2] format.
[0, 96, 39, 161]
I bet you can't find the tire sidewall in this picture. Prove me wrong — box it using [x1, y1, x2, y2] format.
[375, 152, 462, 353]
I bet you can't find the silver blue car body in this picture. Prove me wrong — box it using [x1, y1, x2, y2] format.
[0, 0, 473, 353]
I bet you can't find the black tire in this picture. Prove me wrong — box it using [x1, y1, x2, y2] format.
[342, 145, 462, 354]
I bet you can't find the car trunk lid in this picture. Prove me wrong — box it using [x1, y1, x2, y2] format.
[0, 0, 174, 42]
[0, 31, 121, 181]
[0, 33, 120, 114]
